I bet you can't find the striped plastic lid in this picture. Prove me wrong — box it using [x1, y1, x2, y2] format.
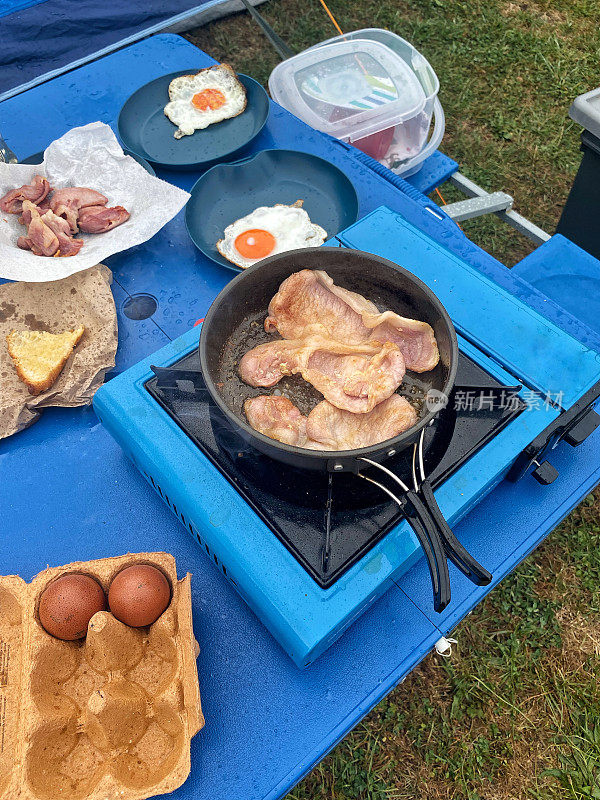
[269, 39, 426, 142]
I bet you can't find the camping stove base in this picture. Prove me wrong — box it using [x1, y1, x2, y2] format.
[145, 347, 523, 589]
[94, 320, 559, 667]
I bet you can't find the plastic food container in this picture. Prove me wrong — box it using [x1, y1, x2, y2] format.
[269, 30, 443, 176]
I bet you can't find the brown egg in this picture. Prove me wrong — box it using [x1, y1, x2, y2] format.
[108, 564, 171, 627]
[38, 573, 107, 640]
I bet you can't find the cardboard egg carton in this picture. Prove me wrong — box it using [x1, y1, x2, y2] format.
[0, 552, 204, 800]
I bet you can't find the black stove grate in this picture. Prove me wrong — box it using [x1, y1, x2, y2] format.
[145, 350, 524, 588]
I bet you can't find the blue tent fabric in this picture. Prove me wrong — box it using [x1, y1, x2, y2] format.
[0, 0, 218, 95]
[0, 0, 49, 16]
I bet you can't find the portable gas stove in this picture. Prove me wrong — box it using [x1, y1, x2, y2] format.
[94, 207, 600, 667]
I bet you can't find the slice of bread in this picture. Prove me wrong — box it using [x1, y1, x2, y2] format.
[6, 326, 85, 395]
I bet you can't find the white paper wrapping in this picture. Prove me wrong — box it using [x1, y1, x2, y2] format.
[0, 122, 190, 282]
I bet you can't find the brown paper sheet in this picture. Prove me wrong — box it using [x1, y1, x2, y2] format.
[0, 264, 118, 438]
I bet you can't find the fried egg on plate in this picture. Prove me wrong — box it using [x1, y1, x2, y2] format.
[164, 63, 247, 139]
[216, 201, 328, 269]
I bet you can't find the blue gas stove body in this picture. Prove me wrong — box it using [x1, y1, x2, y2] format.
[94, 206, 600, 668]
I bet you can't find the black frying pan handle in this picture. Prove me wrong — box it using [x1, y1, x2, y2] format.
[404, 490, 451, 613]
[358, 470, 450, 613]
[419, 480, 492, 587]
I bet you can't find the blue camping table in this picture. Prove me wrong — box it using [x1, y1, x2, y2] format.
[2, 33, 600, 800]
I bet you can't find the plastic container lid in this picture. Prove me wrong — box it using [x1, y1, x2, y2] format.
[308, 29, 440, 103]
[269, 39, 427, 143]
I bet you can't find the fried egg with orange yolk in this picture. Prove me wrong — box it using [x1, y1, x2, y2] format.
[164, 63, 247, 139]
[216, 201, 328, 269]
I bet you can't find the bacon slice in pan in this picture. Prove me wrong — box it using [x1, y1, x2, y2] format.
[265, 269, 439, 373]
[244, 393, 417, 450]
[306, 393, 417, 450]
[244, 396, 309, 447]
[239, 335, 406, 414]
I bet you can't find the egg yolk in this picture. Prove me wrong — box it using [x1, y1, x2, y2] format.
[234, 229, 276, 260]
[191, 88, 227, 111]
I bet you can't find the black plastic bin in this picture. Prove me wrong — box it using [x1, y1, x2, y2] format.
[557, 131, 600, 259]
[556, 88, 600, 259]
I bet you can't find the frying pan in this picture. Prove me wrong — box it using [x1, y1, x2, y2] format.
[199, 247, 492, 610]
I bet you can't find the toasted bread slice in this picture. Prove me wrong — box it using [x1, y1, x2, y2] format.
[6, 326, 85, 395]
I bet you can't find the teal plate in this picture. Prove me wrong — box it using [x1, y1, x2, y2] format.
[185, 149, 360, 271]
[118, 70, 269, 171]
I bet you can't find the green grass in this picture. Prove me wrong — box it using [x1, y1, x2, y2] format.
[186, 4, 600, 797]
[188, 0, 599, 264]
[285, 497, 600, 800]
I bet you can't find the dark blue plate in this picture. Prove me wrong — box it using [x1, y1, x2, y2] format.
[185, 149, 360, 271]
[118, 70, 269, 171]
[21, 148, 155, 175]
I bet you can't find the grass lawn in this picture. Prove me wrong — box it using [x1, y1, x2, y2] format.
[186, 3, 600, 797]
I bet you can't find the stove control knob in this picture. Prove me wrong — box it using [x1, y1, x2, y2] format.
[564, 410, 600, 447]
[531, 459, 558, 485]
